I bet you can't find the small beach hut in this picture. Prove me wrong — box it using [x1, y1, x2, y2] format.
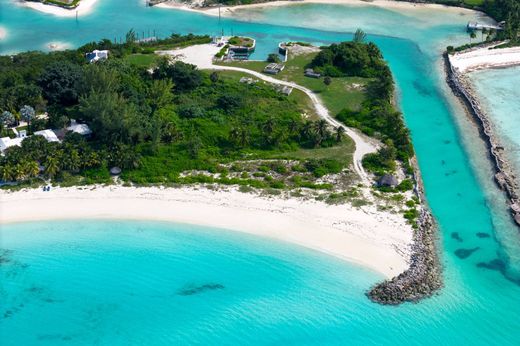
[377, 174, 398, 188]
[110, 167, 122, 176]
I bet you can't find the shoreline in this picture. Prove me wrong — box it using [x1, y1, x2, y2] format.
[445, 49, 520, 228]
[16, 0, 99, 17]
[155, 0, 482, 18]
[449, 44, 520, 73]
[368, 156, 442, 304]
[0, 185, 414, 279]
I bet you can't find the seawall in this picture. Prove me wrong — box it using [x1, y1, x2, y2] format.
[444, 52, 520, 228]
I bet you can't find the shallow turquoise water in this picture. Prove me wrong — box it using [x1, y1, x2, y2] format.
[1, 1, 520, 344]
[470, 66, 520, 174]
[1, 220, 519, 345]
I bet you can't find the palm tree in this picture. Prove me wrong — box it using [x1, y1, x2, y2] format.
[13, 164, 26, 181]
[487, 28, 495, 41]
[44, 156, 59, 179]
[0, 164, 14, 182]
[469, 31, 477, 44]
[481, 28, 488, 42]
[335, 126, 345, 142]
[353, 28, 366, 43]
[315, 119, 329, 145]
[64, 149, 81, 172]
[23, 160, 40, 178]
[301, 121, 313, 138]
[288, 119, 300, 137]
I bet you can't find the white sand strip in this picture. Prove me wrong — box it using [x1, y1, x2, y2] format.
[156, 0, 480, 18]
[0, 185, 413, 278]
[18, 0, 99, 17]
[449, 45, 520, 72]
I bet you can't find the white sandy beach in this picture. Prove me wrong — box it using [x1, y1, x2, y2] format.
[18, 0, 99, 17]
[157, 0, 480, 17]
[449, 45, 520, 72]
[0, 185, 413, 278]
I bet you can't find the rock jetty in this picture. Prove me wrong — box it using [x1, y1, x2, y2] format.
[444, 52, 520, 229]
[367, 158, 442, 305]
[367, 210, 442, 305]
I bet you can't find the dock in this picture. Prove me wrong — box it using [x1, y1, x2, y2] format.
[467, 21, 504, 32]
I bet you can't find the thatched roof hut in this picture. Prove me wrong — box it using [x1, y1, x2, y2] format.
[377, 174, 398, 188]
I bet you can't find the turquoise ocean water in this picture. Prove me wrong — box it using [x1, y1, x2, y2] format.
[470, 66, 520, 174]
[1, 1, 520, 344]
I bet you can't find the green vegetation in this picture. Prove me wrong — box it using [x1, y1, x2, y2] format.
[124, 54, 159, 68]
[218, 39, 412, 176]
[228, 36, 254, 48]
[42, 0, 81, 9]
[432, 0, 520, 45]
[1, 33, 351, 189]
[310, 41, 413, 174]
[217, 52, 369, 115]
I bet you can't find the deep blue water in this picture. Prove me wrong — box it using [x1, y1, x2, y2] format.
[1, 1, 520, 344]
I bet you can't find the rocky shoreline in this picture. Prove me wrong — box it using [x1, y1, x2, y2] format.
[367, 158, 442, 305]
[444, 52, 520, 228]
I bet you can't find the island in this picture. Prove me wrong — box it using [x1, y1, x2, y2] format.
[1, 30, 441, 304]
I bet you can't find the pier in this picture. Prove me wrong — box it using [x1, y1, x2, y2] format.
[467, 21, 504, 32]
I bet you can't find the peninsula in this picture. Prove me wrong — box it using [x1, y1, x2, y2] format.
[0, 32, 439, 304]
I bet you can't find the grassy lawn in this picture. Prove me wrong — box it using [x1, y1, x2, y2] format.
[216, 51, 370, 116]
[215, 70, 319, 120]
[268, 140, 354, 165]
[210, 69, 355, 167]
[124, 54, 159, 68]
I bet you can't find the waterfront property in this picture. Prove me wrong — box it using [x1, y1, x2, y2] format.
[2, 1, 520, 344]
[0, 120, 91, 154]
[467, 21, 504, 32]
[264, 63, 285, 74]
[86, 49, 109, 63]
[0, 135, 24, 153]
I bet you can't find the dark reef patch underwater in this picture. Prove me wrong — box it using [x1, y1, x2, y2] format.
[454, 247, 480, 259]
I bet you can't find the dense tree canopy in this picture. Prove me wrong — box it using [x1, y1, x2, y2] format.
[0, 34, 342, 185]
[310, 41, 386, 78]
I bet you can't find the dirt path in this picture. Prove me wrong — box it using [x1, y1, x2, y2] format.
[157, 44, 378, 183]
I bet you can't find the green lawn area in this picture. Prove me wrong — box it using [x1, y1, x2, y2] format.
[268, 140, 354, 165]
[216, 51, 370, 116]
[124, 54, 159, 68]
[215, 70, 318, 120]
[210, 69, 355, 167]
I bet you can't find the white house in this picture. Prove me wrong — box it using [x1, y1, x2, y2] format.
[34, 129, 60, 143]
[86, 50, 109, 63]
[0, 136, 24, 153]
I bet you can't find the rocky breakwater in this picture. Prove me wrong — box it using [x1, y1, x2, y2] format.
[444, 52, 520, 228]
[368, 210, 442, 305]
[367, 158, 442, 305]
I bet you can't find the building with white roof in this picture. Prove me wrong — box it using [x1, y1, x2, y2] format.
[0, 136, 24, 153]
[86, 50, 109, 63]
[34, 129, 60, 143]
